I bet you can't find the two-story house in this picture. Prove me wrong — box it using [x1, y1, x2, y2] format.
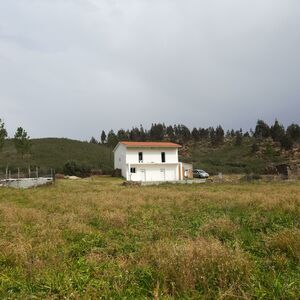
[113, 141, 192, 182]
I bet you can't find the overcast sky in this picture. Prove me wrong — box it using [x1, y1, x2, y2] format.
[0, 0, 300, 140]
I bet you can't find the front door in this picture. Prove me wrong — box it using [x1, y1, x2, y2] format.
[140, 169, 146, 182]
[160, 169, 166, 181]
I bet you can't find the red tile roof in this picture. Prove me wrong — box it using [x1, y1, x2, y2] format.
[119, 141, 182, 148]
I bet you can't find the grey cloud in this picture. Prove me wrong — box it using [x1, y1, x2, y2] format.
[0, 0, 300, 139]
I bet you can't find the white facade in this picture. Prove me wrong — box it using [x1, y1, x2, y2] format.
[113, 142, 187, 182]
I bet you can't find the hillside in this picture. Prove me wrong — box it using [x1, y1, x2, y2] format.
[0, 138, 113, 174]
[0, 137, 298, 175]
[184, 138, 295, 175]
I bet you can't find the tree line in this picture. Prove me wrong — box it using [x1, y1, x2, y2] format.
[0, 119, 31, 157]
[93, 120, 300, 150]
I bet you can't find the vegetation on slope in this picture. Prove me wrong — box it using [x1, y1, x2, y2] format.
[186, 138, 288, 174]
[0, 138, 113, 173]
[0, 136, 296, 176]
[0, 178, 299, 298]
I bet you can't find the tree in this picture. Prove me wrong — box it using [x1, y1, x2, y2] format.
[129, 127, 141, 141]
[191, 127, 200, 142]
[101, 130, 106, 144]
[280, 134, 293, 150]
[212, 125, 224, 146]
[14, 127, 31, 157]
[286, 124, 300, 142]
[89, 136, 98, 144]
[270, 119, 285, 142]
[117, 129, 128, 141]
[0, 119, 7, 152]
[254, 120, 270, 139]
[199, 128, 209, 140]
[107, 130, 118, 148]
[166, 125, 175, 141]
[150, 123, 164, 141]
[235, 130, 243, 146]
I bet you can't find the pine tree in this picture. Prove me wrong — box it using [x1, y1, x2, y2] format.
[0, 119, 7, 152]
[117, 129, 128, 141]
[270, 119, 285, 142]
[286, 124, 300, 142]
[101, 130, 106, 144]
[14, 127, 31, 157]
[192, 127, 200, 142]
[107, 130, 118, 147]
[150, 123, 164, 141]
[254, 120, 270, 139]
[89, 137, 98, 144]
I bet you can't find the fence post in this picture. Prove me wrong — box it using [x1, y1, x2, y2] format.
[36, 167, 39, 178]
[28, 165, 31, 178]
[5, 166, 8, 180]
[9, 170, 11, 179]
[18, 168, 20, 179]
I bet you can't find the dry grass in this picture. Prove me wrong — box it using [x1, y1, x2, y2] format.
[265, 229, 300, 262]
[0, 177, 299, 299]
[141, 237, 251, 297]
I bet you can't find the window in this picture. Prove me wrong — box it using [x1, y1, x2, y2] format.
[161, 152, 166, 163]
[138, 152, 143, 162]
[130, 168, 136, 173]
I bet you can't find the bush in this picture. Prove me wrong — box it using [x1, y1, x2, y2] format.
[63, 161, 91, 177]
[279, 134, 293, 150]
[251, 142, 259, 153]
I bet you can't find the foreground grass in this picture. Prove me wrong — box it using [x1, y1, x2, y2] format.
[0, 178, 299, 299]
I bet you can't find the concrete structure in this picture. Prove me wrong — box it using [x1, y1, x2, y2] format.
[113, 141, 193, 182]
[0, 177, 53, 189]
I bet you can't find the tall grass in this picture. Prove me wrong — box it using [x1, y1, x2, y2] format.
[0, 178, 299, 298]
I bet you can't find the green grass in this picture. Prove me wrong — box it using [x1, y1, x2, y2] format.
[0, 178, 299, 299]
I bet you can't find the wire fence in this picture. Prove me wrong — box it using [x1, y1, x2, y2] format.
[0, 167, 55, 180]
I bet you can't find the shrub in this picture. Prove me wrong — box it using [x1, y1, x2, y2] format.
[279, 134, 293, 150]
[251, 142, 259, 153]
[63, 160, 91, 177]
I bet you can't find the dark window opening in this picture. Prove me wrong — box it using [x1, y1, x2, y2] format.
[130, 168, 136, 173]
[161, 152, 166, 163]
[138, 152, 143, 162]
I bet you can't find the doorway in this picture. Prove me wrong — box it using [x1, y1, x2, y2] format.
[140, 169, 146, 181]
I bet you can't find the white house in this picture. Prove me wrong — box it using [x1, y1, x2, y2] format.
[113, 141, 192, 182]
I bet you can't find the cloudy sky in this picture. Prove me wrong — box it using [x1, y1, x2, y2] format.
[0, 0, 299, 140]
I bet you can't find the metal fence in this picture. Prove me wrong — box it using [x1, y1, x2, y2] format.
[0, 167, 55, 189]
[0, 167, 54, 180]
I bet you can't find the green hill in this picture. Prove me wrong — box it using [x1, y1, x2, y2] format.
[185, 139, 286, 175]
[0, 137, 295, 176]
[0, 138, 113, 174]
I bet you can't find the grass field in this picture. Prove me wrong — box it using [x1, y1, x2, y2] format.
[0, 178, 299, 299]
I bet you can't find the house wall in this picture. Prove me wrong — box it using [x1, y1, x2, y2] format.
[114, 144, 127, 178]
[114, 145, 181, 181]
[129, 164, 178, 182]
[126, 148, 178, 164]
